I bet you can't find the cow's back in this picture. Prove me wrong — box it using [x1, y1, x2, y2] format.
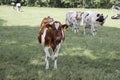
[38, 16, 54, 44]
[83, 11, 100, 24]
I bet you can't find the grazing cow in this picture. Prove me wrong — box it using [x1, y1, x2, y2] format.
[38, 16, 68, 69]
[111, 14, 120, 19]
[11, 1, 21, 12]
[16, 3, 21, 12]
[83, 11, 108, 36]
[66, 11, 83, 33]
[112, 5, 120, 12]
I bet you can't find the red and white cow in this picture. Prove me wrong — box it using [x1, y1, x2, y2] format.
[38, 16, 68, 69]
[66, 11, 83, 33]
[83, 11, 108, 36]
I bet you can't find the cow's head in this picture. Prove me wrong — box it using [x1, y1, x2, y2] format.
[76, 11, 83, 20]
[96, 14, 108, 26]
[46, 21, 68, 44]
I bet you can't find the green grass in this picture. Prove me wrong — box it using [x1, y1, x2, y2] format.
[0, 6, 120, 80]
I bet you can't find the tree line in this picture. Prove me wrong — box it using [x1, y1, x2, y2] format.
[0, 0, 120, 8]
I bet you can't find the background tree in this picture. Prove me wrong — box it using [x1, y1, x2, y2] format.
[0, 0, 120, 8]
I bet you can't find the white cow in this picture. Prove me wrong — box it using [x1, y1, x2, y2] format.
[83, 11, 108, 36]
[66, 11, 83, 33]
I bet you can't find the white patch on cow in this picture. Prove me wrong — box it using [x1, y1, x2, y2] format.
[55, 23, 60, 30]
[62, 30, 64, 40]
[41, 28, 47, 45]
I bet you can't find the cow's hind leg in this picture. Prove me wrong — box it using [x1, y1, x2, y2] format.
[44, 47, 50, 70]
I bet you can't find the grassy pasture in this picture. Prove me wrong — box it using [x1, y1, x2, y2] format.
[0, 6, 120, 80]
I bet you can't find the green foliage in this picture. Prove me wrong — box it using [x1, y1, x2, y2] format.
[0, 0, 120, 8]
[110, 0, 120, 4]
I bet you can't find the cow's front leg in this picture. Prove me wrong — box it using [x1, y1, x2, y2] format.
[76, 21, 80, 33]
[73, 24, 77, 33]
[44, 47, 50, 70]
[72, 21, 77, 33]
[91, 25, 96, 36]
[83, 23, 86, 35]
[94, 27, 98, 35]
[52, 44, 61, 69]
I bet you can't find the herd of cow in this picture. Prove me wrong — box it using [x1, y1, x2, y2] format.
[38, 11, 108, 70]
[66, 11, 108, 35]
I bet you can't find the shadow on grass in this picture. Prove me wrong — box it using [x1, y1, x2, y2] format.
[0, 19, 7, 25]
[0, 25, 120, 80]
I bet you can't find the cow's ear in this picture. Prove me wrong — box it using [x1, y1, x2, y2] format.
[62, 24, 68, 29]
[97, 14, 100, 17]
[46, 24, 53, 30]
[96, 18, 99, 21]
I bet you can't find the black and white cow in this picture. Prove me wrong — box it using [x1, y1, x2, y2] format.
[11, 1, 21, 12]
[83, 11, 108, 36]
[16, 3, 21, 12]
[112, 5, 120, 12]
[66, 11, 83, 33]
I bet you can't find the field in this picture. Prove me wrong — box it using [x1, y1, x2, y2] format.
[0, 6, 120, 80]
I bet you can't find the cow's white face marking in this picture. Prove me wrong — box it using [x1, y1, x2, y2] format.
[55, 23, 60, 30]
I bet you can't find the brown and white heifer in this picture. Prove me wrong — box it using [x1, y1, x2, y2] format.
[83, 11, 108, 36]
[66, 11, 83, 33]
[38, 17, 68, 69]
